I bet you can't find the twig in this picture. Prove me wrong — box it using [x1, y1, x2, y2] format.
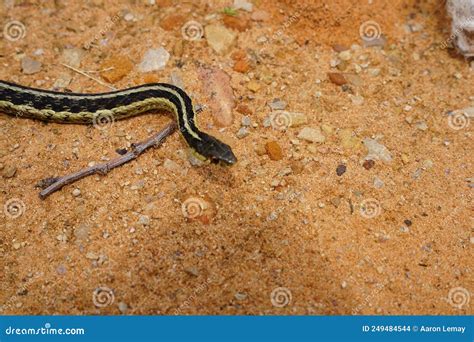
[61, 63, 116, 91]
[38, 122, 177, 199]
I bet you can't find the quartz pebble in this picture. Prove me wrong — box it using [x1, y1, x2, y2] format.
[363, 138, 392, 163]
[138, 48, 170, 72]
[297, 127, 326, 143]
[21, 56, 42, 74]
[234, 0, 253, 12]
[205, 24, 236, 54]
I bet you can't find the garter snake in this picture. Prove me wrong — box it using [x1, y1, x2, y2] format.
[0, 80, 237, 165]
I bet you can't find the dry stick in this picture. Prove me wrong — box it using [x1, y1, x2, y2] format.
[39, 122, 177, 199]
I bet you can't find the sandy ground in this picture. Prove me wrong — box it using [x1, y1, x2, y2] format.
[0, 0, 472, 315]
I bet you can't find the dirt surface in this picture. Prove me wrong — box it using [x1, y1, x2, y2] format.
[0, 0, 472, 315]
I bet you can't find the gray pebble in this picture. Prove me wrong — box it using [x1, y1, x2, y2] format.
[236, 127, 250, 139]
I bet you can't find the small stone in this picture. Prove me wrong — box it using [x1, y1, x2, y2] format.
[415, 121, 428, 131]
[320, 124, 334, 135]
[72, 188, 81, 197]
[160, 14, 185, 31]
[401, 153, 410, 164]
[233, 0, 252, 11]
[332, 44, 350, 52]
[341, 281, 348, 289]
[13, 242, 21, 250]
[138, 48, 170, 72]
[61, 48, 84, 68]
[234, 292, 247, 300]
[404, 219, 412, 227]
[53, 73, 72, 89]
[163, 159, 180, 172]
[251, 10, 270, 21]
[247, 80, 261, 92]
[205, 24, 236, 54]
[241, 116, 251, 127]
[373, 176, 384, 189]
[21, 56, 42, 74]
[2, 165, 17, 178]
[362, 159, 375, 170]
[268, 98, 287, 110]
[118, 302, 128, 314]
[236, 127, 250, 139]
[327, 72, 347, 85]
[338, 50, 352, 61]
[184, 266, 199, 277]
[86, 252, 99, 260]
[363, 138, 392, 163]
[100, 55, 133, 83]
[265, 141, 283, 161]
[368, 68, 381, 77]
[223, 15, 250, 32]
[297, 127, 326, 143]
[236, 104, 252, 115]
[350, 95, 364, 105]
[336, 164, 346, 176]
[138, 215, 150, 226]
[233, 58, 250, 73]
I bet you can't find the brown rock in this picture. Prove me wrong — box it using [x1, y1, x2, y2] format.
[236, 104, 252, 115]
[100, 55, 133, 83]
[223, 15, 250, 32]
[198, 67, 235, 127]
[265, 141, 283, 161]
[332, 44, 349, 52]
[2, 165, 17, 178]
[327, 72, 347, 86]
[160, 14, 185, 31]
[363, 159, 375, 170]
[233, 59, 250, 73]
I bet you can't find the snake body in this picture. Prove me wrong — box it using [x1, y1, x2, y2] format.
[0, 80, 237, 165]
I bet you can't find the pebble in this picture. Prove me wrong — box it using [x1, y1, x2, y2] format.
[223, 15, 250, 32]
[350, 95, 364, 105]
[234, 0, 253, 11]
[265, 141, 283, 161]
[21, 56, 42, 74]
[234, 292, 247, 300]
[246, 80, 261, 92]
[338, 50, 352, 61]
[72, 188, 81, 197]
[198, 67, 234, 126]
[297, 127, 326, 143]
[138, 215, 150, 226]
[362, 159, 375, 170]
[336, 164, 346, 176]
[163, 159, 180, 172]
[53, 73, 72, 89]
[2, 165, 17, 178]
[205, 24, 236, 54]
[138, 48, 170, 73]
[86, 252, 99, 260]
[61, 48, 84, 68]
[184, 266, 199, 277]
[341, 281, 348, 289]
[415, 121, 428, 131]
[363, 138, 392, 163]
[100, 55, 133, 83]
[236, 127, 250, 139]
[268, 98, 287, 110]
[118, 302, 128, 314]
[241, 116, 251, 127]
[373, 176, 384, 189]
[327, 72, 347, 85]
[368, 68, 381, 77]
[251, 10, 270, 21]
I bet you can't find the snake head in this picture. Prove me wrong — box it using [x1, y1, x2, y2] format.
[192, 133, 237, 166]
